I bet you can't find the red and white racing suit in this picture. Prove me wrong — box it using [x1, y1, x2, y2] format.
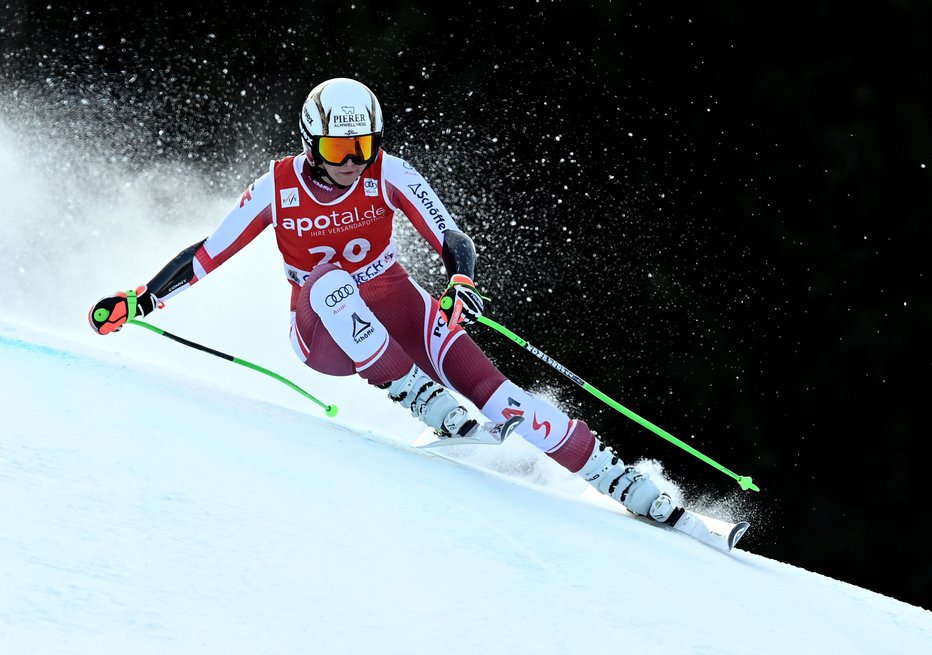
[157, 151, 595, 471]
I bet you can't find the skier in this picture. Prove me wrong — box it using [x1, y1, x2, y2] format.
[88, 77, 676, 525]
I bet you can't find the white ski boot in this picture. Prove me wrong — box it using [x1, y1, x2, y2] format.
[387, 365, 524, 446]
[577, 438, 676, 523]
[386, 365, 482, 439]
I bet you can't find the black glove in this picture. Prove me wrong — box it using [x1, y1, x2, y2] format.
[88, 286, 159, 335]
[438, 274, 487, 326]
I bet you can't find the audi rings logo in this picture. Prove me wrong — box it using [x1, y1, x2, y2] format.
[325, 284, 355, 307]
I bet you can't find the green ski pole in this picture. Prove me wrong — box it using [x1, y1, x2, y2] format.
[127, 319, 338, 417]
[477, 315, 758, 492]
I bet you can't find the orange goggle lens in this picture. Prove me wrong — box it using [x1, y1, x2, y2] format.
[314, 135, 377, 165]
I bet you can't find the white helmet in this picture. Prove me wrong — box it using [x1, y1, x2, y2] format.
[299, 78, 383, 165]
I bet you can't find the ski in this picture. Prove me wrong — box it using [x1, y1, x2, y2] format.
[664, 507, 750, 552]
[413, 415, 524, 449]
[411, 416, 749, 552]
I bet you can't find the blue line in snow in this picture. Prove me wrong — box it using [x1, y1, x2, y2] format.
[0, 333, 84, 363]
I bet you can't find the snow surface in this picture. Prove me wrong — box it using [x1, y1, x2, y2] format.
[4, 320, 932, 655]
[2, 114, 932, 654]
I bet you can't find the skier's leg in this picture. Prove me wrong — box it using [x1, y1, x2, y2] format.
[293, 263, 409, 380]
[478, 379, 675, 522]
[361, 267, 673, 520]
[290, 309, 356, 376]
[293, 264, 482, 439]
[332, 264, 671, 518]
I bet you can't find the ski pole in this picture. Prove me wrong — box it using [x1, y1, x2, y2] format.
[477, 315, 759, 492]
[127, 319, 338, 417]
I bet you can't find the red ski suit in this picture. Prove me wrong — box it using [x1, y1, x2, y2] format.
[158, 151, 595, 471]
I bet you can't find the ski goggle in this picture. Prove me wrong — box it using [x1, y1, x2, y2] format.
[311, 134, 381, 166]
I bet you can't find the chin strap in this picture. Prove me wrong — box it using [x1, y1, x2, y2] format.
[310, 165, 351, 190]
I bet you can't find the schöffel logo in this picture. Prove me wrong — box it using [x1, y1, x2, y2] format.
[325, 285, 354, 307]
[407, 182, 447, 231]
[351, 312, 375, 343]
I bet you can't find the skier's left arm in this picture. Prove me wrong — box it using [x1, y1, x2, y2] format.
[382, 154, 487, 325]
[437, 229, 487, 326]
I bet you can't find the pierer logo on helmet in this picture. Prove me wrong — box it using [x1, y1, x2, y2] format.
[333, 113, 368, 127]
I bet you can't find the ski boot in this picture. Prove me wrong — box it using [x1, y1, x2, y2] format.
[577, 438, 680, 523]
[385, 365, 523, 446]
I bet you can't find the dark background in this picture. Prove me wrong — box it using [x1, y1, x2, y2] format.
[3, 1, 930, 609]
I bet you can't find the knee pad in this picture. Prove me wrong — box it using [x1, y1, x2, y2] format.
[305, 266, 390, 370]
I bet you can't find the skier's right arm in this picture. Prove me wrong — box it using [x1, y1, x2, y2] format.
[88, 170, 275, 335]
[88, 239, 203, 334]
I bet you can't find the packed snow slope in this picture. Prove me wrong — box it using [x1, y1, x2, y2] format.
[2, 319, 932, 654]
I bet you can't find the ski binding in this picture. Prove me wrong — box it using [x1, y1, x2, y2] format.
[414, 415, 524, 449]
